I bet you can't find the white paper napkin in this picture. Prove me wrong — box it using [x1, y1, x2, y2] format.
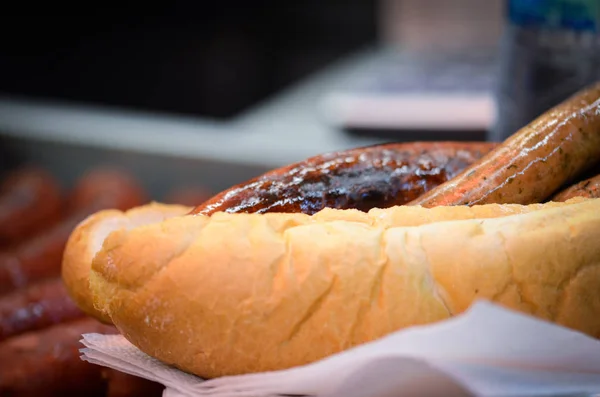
[79, 300, 600, 397]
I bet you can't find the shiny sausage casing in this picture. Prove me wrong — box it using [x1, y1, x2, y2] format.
[409, 82, 600, 207]
[191, 141, 496, 216]
[552, 172, 600, 201]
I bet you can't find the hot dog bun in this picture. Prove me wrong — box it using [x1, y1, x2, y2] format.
[61, 202, 191, 323]
[64, 198, 584, 324]
[61, 197, 599, 378]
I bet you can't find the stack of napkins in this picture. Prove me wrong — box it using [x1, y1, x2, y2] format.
[80, 301, 600, 397]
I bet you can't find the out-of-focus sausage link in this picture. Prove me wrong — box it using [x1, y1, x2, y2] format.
[0, 168, 146, 295]
[0, 317, 116, 397]
[0, 278, 84, 342]
[409, 82, 600, 207]
[191, 141, 497, 216]
[163, 186, 214, 208]
[67, 167, 147, 213]
[0, 167, 64, 247]
[0, 211, 93, 295]
[102, 368, 164, 397]
[552, 173, 600, 201]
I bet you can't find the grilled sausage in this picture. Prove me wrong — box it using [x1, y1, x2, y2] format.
[191, 141, 497, 216]
[552, 173, 600, 201]
[0, 168, 146, 295]
[0, 167, 63, 247]
[409, 82, 600, 207]
[102, 369, 164, 397]
[164, 186, 214, 207]
[67, 167, 147, 213]
[0, 318, 116, 397]
[0, 278, 84, 341]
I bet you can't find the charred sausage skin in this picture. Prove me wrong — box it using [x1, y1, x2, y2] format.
[191, 141, 496, 216]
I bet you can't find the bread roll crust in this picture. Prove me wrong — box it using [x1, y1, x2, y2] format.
[61, 202, 191, 323]
[83, 197, 600, 378]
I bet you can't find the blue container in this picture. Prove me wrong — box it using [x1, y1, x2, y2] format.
[489, 0, 600, 142]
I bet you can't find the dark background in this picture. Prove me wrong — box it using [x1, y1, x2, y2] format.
[0, 2, 377, 119]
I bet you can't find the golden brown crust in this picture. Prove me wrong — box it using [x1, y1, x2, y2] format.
[82, 197, 600, 378]
[61, 202, 191, 323]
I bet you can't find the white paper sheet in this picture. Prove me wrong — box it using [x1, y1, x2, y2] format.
[79, 300, 600, 397]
